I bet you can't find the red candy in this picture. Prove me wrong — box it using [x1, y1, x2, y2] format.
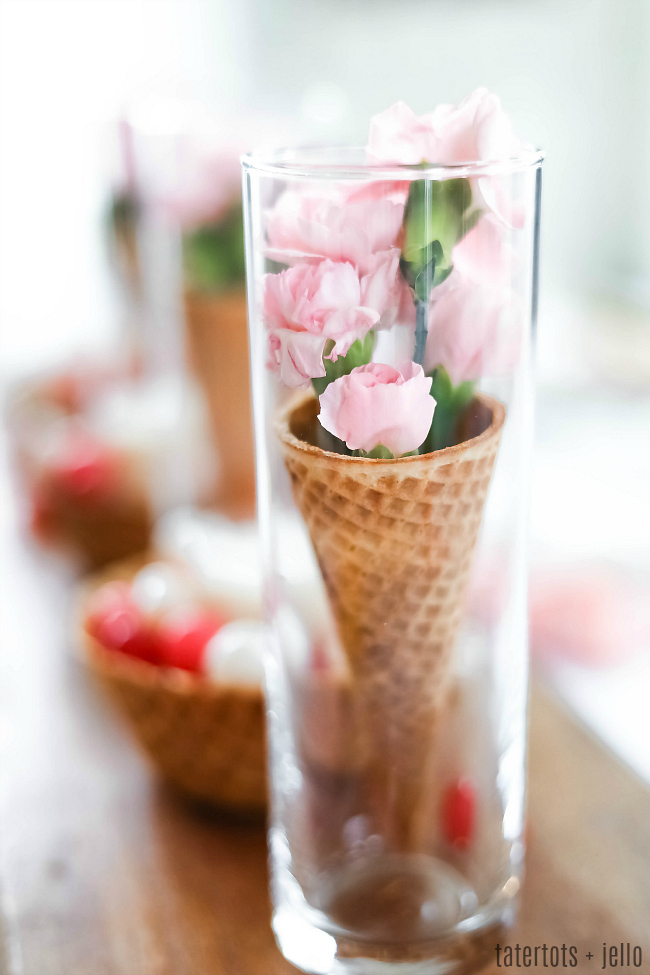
[441, 777, 475, 849]
[29, 492, 55, 540]
[50, 436, 116, 500]
[95, 607, 161, 664]
[158, 609, 226, 673]
[86, 581, 226, 674]
[86, 582, 161, 665]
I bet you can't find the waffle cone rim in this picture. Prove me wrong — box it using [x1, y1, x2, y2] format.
[83, 631, 263, 705]
[276, 389, 506, 467]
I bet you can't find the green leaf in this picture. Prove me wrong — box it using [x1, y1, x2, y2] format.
[460, 205, 483, 239]
[182, 203, 246, 292]
[311, 330, 375, 397]
[420, 366, 476, 453]
[431, 366, 475, 414]
[430, 363, 453, 403]
[399, 177, 477, 303]
[403, 179, 471, 262]
[264, 258, 290, 275]
[359, 444, 394, 459]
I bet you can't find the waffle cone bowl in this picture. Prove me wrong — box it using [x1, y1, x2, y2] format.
[277, 392, 505, 848]
[37, 454, 153, 571]
[184, 289, 256, 518]
[7, 373, 153, 570]
[80, 559, 267, 815]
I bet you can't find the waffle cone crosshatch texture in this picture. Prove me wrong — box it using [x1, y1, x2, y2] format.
[85, 637, 266, 811]
[184, 288, 257, 518]
[277, 392, 506, 850]
[243, 91, 543, 974]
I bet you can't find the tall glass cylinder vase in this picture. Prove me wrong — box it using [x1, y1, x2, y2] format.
[243, 144, 543, 974]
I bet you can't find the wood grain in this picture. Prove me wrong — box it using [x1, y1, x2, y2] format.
[0, 526, 648, 974]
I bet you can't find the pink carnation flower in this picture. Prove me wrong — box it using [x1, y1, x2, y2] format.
[424, 276, 521, 385]
[431, 89, 526, 227]
[429, 88, 522, 165]
[367, 101, 440, 165]
[359, 248, 413, 329]
[319, 361, 435, 456]
[266, 191, 404, 274]
[368, 89, 522, 167]
[451, 214, 512, 289]
[367, 91, 527, 228]
[266, 330, 328, 389]
[264, 261, 379, 388]
[424, 213, 521, 383]
[344, 180, 410, 207]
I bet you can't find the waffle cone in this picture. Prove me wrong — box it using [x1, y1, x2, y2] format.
[184, 289, 256, 518]
[7, 378, 153, 569]
[277, 392, 505, 847]
[79, 558, 266, 815]
[43, 453, 152, 571]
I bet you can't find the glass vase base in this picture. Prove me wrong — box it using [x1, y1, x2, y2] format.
[271, 854, 517, 975]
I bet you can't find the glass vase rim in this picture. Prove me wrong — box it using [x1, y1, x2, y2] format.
[241, 143, 545, 181]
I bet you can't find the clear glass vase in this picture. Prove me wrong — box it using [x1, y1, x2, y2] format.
[126, 98, 255, 519]
[242, 145, 543, 974]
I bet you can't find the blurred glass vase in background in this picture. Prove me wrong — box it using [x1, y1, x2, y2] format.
[243, 92, 543, 973]
[111, 99, 260, 531]
[166, 115, 256, 518]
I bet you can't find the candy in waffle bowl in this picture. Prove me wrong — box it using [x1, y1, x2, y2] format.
[78, 554, 267, 814]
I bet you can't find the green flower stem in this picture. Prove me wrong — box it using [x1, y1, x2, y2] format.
[400, 177, 482, 374]
[413, 297, 428, 367]
[311, 330, 375, 397]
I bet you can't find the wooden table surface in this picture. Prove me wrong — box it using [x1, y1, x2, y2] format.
[1, 509, 649, 975]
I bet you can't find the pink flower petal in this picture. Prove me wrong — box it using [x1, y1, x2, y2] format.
[266, 190, 404, 271]
[452, 215, 512, 289]
[264, 260, 380, 386]
[319, 361, 435, 456]
[425, 273, 522, 384]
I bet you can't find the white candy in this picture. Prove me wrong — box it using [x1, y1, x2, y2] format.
[130, 562, 194, 617]
[155, 510, 263, 618]
[205, 620, 266, 688]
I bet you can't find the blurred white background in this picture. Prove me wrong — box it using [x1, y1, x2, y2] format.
[1, 0, 649, 378]
[1, 0, 649, 777]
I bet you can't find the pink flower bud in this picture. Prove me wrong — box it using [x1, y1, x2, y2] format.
[318, 361, 435, 457]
